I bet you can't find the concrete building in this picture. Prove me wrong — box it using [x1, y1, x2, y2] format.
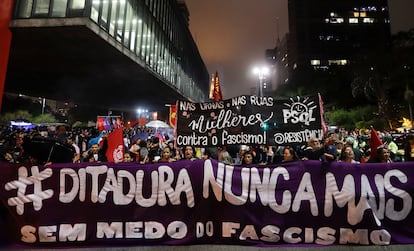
[269, 0, 391, 88]
[1, 0, 209, 117]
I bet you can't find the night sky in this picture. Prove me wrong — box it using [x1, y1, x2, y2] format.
[185, 0, 414, 99]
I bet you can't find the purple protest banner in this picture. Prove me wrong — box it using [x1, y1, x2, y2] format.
[0, 159, 414, 248]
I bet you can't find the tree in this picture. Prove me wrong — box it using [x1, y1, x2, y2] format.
[0, 110, 33, 125]
[349, 41, 413, 130]
[325, 105, 381, 131]
[32, 114, 58, 123]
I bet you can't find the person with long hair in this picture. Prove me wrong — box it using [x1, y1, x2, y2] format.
[282, 146, 299, 162]
[340, 145, 360, 163]
[242, 151, 254, 165]
[158, 146, 176, 163]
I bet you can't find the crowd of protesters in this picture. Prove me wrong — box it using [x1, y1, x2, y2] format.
[0, 123, 413, 165]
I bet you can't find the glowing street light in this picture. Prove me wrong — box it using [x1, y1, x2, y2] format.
[253, 66, 269, 97]
[136, 108, 148, 118]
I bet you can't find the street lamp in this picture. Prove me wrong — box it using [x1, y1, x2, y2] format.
[253, 66, 269, 97]
[136, 108, 148, 119]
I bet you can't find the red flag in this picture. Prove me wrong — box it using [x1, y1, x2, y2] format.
[106, 127, 124, 163]
[0, 0, 13, 110]
[96, 117, 105, 131]
[370, 126, 383, 159]
[138, 117, 147, 127]
[209, 74, 215, 100]
[96, 116, 112, 131]
[209, 71, 223, 101]
[169, 104, 177, 128]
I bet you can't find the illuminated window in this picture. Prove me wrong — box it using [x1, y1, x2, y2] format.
[319, 35, 341, 41]
[34, 0, 49, 14]
[330, 18, 344, 24]
[369, 6, 377, 11]
[328, 60, 348, 66]
[360, 12, 367, 17]
[363, 18, 375, 23]
[52, 0, 68, 17]
[311, 60, 321, 66]
[353, 12, 360, 17]
[71, 0, 85, 9]
[349, 18, 358, 24]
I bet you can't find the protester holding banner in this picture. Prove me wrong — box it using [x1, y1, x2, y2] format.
[282, 146, 299, 162]
[67, 136, 80, 163]
[183, 145, 197, 161]
[367, 145, 393, 163]
[123, 152, 133, 162]
[129, 138, 141, 162]
[147, 137, 162, 163]
[138, 140, 149, 164]
[301, 137, 324, 160]
[158, 146, 176, 163]
[235, 145, 250, 165]
[340, 145, 360, 163]
[322, 132, 338, 162]
[82, 134, 108, 162]
[242, 151, 254, 165]
[218, 149, 234, 165]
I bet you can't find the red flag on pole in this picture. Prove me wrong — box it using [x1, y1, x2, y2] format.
[169, 104, 177, 128]
[209, 71, 223, 101]
[370, 126, 383, 159]
[209, 74, 215, 100]
[106, 127, 124, 163]
[0, 0, 14, 110]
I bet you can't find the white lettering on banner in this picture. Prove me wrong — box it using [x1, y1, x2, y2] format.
[231, 96, 246, 106]
[282, 97, 317, 126]
[339, 228, 391, 245]
[179, 101, 196, 111]
[5, 166, 54, 215]
[199, 101, 224, 110]
[188, 109, 273, 133]
[112, 145, 124, 163]
[96, 221, 187, 239]
[249, 96, 274, 106]
[202, 160, 412, 226]
[221, 130, 266, 145]
[221, 223, 390, 245]
[176, 133, 208, 146]
[273, 129, 324, 144]
[59, 165, 195, 207]
[21, 224, 87, 243]
[324, 170, 412, 225]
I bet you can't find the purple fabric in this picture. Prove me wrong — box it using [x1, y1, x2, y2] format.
[0, 159, 414, 247]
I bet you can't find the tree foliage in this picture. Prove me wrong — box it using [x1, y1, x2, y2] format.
[325, 105, 382, 130]
[0, 110, 33, 125]
[0, 110, 57, 125]
[31, 114, 58, 123]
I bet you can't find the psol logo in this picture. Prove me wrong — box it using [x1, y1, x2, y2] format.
[113, 145, 124, 163]
[282, 96, 317, 125]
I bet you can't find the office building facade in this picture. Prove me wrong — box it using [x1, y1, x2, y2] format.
[2, 0, 209, 113]
[271, 0, 391, 87]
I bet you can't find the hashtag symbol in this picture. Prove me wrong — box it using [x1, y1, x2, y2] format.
[5, 166, 54, 215]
